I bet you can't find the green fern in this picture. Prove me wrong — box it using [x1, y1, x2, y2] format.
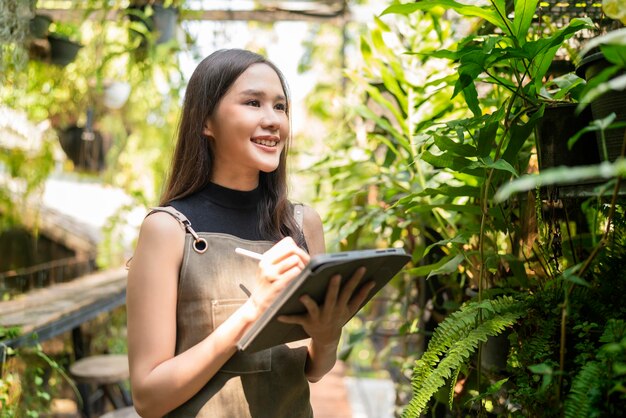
[563, 361, 603, 418]
[403, 296, 526, 417]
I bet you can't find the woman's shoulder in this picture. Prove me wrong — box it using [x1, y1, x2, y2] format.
[140, 209, 186, 240]
[291, 203, 325, 255]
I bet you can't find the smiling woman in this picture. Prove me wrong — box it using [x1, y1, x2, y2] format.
[125, 49, 372, 417]
[203, 63, 289, 186]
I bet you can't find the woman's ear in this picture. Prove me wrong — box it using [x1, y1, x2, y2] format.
[202, 120, 214, 138]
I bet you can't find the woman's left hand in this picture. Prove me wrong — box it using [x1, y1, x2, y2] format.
[277, 267, 374, 346]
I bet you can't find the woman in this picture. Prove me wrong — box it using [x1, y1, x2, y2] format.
[126, 49, 372, 417]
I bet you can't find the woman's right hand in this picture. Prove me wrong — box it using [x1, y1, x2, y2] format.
[247, 237, 310, 319]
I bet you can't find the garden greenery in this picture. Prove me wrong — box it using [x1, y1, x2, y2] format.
[312, 0, 626, 416]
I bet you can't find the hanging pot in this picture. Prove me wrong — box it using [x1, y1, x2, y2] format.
[29, 14, 52, 39]
[127, 3, 178, 47]
[58, 125, 108, 172]
[535, 103, 601, 171]
[577, 51, 626, 162]
[152, 5, 178, 44]
[47, 34, 82, 66]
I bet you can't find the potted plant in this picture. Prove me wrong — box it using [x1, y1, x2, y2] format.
[29, 13, 52, 39]
[536, 73, 601, 171]
[127, 0, 180, 47]
[574, 0, 626, 162]
[47, 21, 82, 66]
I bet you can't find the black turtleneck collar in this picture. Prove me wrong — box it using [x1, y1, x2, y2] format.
[169, 182, 264, 239]
[198, 182, 262, 210]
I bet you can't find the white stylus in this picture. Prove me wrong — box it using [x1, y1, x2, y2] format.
[235, 247, 263, 261]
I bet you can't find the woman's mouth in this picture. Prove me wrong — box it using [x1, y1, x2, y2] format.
[251, 137, 279, 147]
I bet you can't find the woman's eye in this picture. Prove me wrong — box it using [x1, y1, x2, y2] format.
[275, 103, 287, 111]
[246, 100, 260, 107]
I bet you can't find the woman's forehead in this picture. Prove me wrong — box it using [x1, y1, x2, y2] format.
[230, 63, 286, 98]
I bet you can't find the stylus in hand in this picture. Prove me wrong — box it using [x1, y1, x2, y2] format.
[235, 247, 264, 261]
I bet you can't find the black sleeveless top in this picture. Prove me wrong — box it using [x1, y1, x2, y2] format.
[169, 182, 306, 250]
[170, 182, 264, 239]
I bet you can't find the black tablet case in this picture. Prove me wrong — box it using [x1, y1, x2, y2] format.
[237, 248, 411, 353]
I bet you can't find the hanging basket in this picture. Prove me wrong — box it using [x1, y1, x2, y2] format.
[58, 125, 108, 172]
[535, 103, 601, 170]
[577, 51, 626, 162]
[47, 34, 82, 66]
[128, 3, 178, 47]
[29, 14, 52, 39]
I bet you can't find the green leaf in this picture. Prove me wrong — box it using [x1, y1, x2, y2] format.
[419, 185, 482, 198]
[529, 363, 553, 375]
[526, 18, 594, 87]
[469, 157, 519, 177]
[409, 253, 459, 277]
[579, 28, 626, 60]
[434, 134, 477, 157]
[476, 121, 499, 157]
[407, 204, 483, 216]
[495, 160, 626, 202]
[428, 253, 464, 278]
[562, 273, 591, 288]
[501, 106, 544, 165]
[381, 0, 512, 34]
[463, 82, 481, 117]
[601, 44, 626, 68]
[423, 234, 470, 257]
[583, 73, 626, 103]
[512, 0, 539, 43]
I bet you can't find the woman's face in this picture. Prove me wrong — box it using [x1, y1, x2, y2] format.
[203, 63, 289, 188]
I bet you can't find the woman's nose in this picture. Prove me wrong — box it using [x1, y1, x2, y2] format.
[261, 107, 281, 129]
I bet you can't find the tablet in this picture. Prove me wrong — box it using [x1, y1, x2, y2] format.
[237, 248, 411, 353]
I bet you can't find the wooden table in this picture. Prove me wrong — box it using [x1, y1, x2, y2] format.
[0, 267, 127, 357]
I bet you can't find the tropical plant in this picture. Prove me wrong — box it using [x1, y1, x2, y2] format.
[310, 0, 626, 415]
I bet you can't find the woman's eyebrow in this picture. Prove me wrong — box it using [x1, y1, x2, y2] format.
[239, 89, 286, 101]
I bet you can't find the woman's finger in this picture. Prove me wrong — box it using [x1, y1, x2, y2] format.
[323, 275, 341, 309]
[337, 267, 366, 306]
[277, 314, 305, 325]
[348, 281, 375, 313]
[263, 237, 310, 266]
[300, 294, 320, 318]
[275, 254, 306, 275]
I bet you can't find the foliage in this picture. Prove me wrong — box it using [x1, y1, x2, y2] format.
[0, 108, 56, 231]
[0, 335, 80, 417]
[310, 0, 626, 416]
[1, 0, 187, 232]
[0, 0, 35, 79]
[404, 296, 526, 416]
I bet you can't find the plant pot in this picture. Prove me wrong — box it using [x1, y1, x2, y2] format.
[128, 3, 178, 47]
[47, 34, 82, 66]
[30, 14, 52, 39]
[152, 5, 178, 44]
[535, 103, 601, 170]
[58, 125, 108, 172]
[577, 52, 626, 162]
[480, 331, 511, 373]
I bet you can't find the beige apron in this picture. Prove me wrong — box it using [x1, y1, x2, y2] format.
[149, 206, 313, 418]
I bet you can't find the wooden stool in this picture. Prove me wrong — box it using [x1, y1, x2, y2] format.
[99, 406, 140, 418]
[70, 354, 132, 417]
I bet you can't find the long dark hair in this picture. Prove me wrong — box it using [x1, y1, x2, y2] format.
[160, 49, 304, 246]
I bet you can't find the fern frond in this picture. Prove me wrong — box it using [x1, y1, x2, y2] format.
[600, 319, 626, 343]
[563, 361, 604, 418]
[403, 296, 526, 417]
[448, 366, 461, 409]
